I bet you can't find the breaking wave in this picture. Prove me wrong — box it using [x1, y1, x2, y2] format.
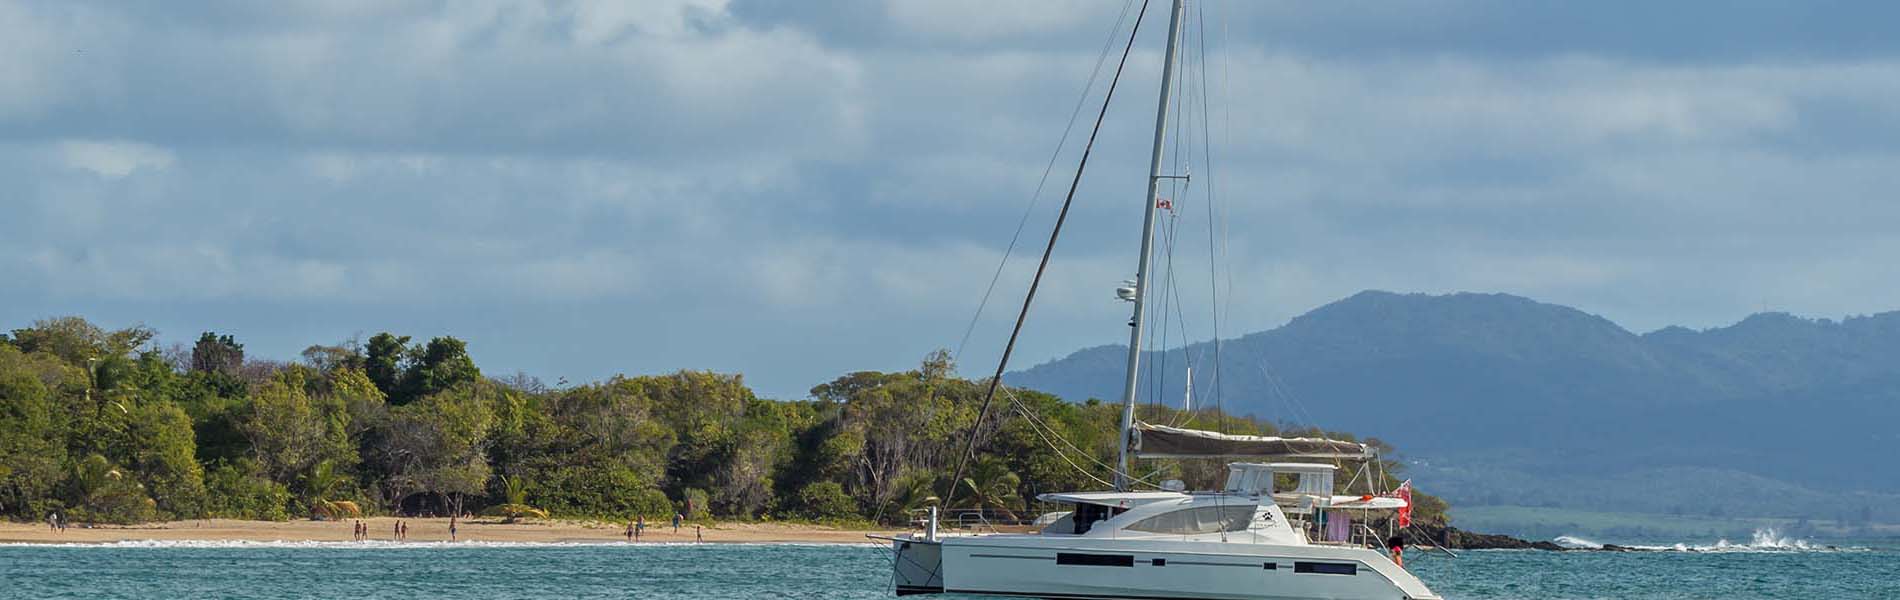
[1552, 528, 1851, 552]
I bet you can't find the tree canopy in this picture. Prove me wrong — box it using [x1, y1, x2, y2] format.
[0, 316, 1446, 526]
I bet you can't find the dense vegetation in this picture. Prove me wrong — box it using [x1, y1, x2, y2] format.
[0, 316, 1442, 526]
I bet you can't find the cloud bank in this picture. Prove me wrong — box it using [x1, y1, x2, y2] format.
[5, 0, 1900, 397]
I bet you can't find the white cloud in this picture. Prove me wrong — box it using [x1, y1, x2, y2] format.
[568, 0, 731, 42]
[55, 139, 176, 178]
[886, 0, 1098, 41]
[7, 2, 1900, 396]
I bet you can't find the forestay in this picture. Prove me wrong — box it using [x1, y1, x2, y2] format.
[1132, 422, 1372, 459]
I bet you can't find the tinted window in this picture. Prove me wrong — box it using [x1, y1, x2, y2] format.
[1294, 562, 1357, 575]
[1073, 504, 1108, 534]
[1123, 505, 1256, 535]
[1057, 553, 1134, 567]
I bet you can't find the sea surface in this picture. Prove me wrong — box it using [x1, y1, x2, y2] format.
[1, 532, 1895, 599]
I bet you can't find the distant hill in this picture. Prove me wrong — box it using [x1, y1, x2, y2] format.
[1006, 291, 1900, 527]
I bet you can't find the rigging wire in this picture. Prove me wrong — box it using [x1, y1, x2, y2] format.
[942, 0, 1155, 511]
[952, 0, 1141, 366]
[1192, 0, 1228, 435]
[999, 388, 1120, 489]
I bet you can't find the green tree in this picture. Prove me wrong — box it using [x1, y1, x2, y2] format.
[883, 469, 941, 520]
[330, 368, 387, 432]
[125, 399, 208, 518]
[302, 460, 359, 519]
[480, 474, 547, 522]
[242, 370, 354, 485]
[374, 383, 495, 517]
[8, 317, 153, 366]
[363, 333, 410, 401]
[204, 458, 291, 520]
[795, 481, 858, 520]
[299, 342, 363, 375]
[396, 337, 480, 405]
[0, 345, 67, 518]
[67, 454, 157, 524]
[954, 457, 1023, 521]
[488, 377, 672, 518]
[189, 332, 244, 377]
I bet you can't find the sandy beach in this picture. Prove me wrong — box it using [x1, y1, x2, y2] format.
[0, 518, 900, 545]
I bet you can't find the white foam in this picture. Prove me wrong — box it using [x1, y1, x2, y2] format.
[1557, 527, 1850, 553]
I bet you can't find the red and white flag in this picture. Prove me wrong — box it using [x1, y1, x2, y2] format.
[1155, 197, 1173, 211]
[1393, 480, 1414, 528]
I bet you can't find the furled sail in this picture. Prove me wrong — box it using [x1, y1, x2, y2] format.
[1131, 422, 1371, 459]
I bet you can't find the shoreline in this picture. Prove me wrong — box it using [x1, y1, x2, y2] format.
[0, 518, 900, 546]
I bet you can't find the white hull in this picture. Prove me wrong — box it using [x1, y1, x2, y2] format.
[896, 534, 1439, 600]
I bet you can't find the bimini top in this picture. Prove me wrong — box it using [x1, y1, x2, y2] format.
[1132, 422, 1371, 459]
[1036, 491, 1185, 508]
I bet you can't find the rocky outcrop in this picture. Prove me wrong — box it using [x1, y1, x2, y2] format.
[1409, 524, 1567, 551]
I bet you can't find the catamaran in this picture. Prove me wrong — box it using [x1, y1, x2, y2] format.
[879, 1, 1441, 599]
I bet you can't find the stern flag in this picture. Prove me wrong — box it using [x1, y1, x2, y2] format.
[1395, 480, 1414, 528]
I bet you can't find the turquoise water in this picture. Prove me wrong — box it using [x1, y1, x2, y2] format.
[1, 540, 1896, 599]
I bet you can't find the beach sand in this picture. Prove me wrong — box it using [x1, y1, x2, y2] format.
[0, 517, 900, 545]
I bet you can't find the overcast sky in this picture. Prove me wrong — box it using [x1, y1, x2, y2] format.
[6, 0, 1900, 398]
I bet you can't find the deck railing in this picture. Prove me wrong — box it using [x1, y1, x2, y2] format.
[905, 508, 1039, 533]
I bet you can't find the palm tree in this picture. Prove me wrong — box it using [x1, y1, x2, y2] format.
[878, 470, 940, 525]
[892, 470, 940, 512]
[73, 454, 119, 495]
[304, 460, 360, 520]
[955, 458, 1022, 522]
[481, 475, 548, 523]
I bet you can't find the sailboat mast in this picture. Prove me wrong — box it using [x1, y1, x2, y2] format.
[1116, 0, 1188, 492]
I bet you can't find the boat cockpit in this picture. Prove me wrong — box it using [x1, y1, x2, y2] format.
[1025, 462, 1405, 547]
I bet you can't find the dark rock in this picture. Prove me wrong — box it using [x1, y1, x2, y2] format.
[1410, 524, 1555, 550]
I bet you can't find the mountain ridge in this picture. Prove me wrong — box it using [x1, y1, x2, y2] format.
[1004, 290, 1900, 522]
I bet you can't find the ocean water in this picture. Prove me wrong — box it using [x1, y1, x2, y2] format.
[1, 535, 1895, 599]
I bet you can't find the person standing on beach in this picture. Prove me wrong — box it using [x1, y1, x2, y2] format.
[635, 516, 645, 542]
[624, 520, 634, 541]
[449, 515, 458, 542]
[695, 525, 702, 543]
[673, 512, 682, 534]
[48, 512, 57, 532]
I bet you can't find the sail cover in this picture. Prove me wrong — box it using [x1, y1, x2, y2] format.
[1132, 422, 1371, 459]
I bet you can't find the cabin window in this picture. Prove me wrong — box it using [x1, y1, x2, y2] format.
[1293, 562, 1356, 575]
[1123, 505, 1256, 535]
[1057, 552, 1135, 567]
[1071, 503, 1114, 535]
